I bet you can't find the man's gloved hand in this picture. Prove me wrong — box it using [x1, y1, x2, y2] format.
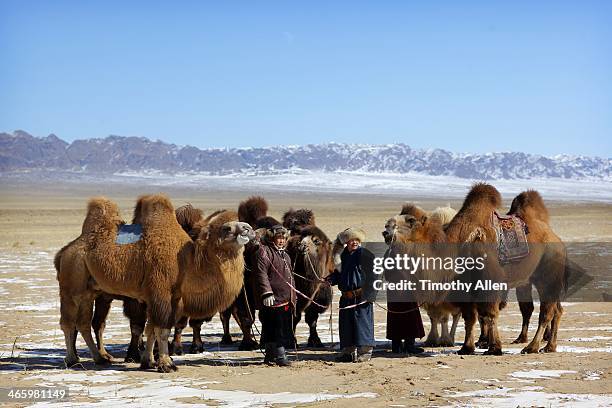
[263, 294, 275, 307]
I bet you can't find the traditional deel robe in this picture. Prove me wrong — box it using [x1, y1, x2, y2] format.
[383, 249, 425, 340]
[330, 246, 377, 348]
[253, 242, 296, 348]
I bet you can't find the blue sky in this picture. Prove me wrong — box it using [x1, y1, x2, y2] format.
[1, 1, 610, 156]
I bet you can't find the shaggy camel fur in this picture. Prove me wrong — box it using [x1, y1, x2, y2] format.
[169, 202, 260, 354]
[170, 208, 256, 355]
[390, 184, 567, 355]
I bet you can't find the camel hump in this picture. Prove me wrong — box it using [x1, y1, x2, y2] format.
[299, 225, 330, 241]
[84, 196, 121, 231]
[400, 203, 427, 219]
[430, 206, 457, 226]
[175, 204, 204, 234]
[255, 215, 281, 229]
[238, 196, 268, 227]
[509, 190, 550, 224]
[282, 208, 316, 233]
[207, 209, 239, 226]
[462, 183, 502, 210]
[134, 194, 175, 225]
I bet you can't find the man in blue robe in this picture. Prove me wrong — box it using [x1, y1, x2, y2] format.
[327, 228, 377, 362]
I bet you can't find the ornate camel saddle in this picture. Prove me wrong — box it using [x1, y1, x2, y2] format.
[115, 224, 142, 245]
[491, 212, 529, 264]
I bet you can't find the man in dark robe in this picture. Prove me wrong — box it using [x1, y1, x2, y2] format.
[327, 228, 377, 362]
[252, 225, 296, 366]
[384, 248, 425, 353]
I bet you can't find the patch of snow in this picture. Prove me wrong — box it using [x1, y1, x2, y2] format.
[509, 369, 576, 379]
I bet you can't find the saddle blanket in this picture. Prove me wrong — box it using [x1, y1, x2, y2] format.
[115, 224, 142, 245]
[491, 212, 529, 264]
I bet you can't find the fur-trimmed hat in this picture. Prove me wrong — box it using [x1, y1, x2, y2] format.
[337, 227, 366, 244]
[265, 224, 290, 242]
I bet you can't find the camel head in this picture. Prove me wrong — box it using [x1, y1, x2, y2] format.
[383, 213, 429, 245]
[296, 226, 334, 279]
[384, 203, 429, 244]
[198, 210, 255, 252]
[84, 197, 123, 233]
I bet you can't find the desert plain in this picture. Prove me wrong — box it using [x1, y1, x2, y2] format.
[0, 181, 610, 407]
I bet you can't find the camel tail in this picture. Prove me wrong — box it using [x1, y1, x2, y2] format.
[53, 248, 63, 280]
[54, 236, 81, 280]
[238, 196, 268, 227]
[508, 190, 550, 224]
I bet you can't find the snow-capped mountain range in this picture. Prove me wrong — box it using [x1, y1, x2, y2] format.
[1, 130, 610, 180]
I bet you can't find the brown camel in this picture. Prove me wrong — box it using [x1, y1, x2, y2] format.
[385, 184, 567, 355]
[383, 204, 461, 347]
[169, 202, 261, 354]
[55, 200, 123, 367]
[83, 194, 254, 372]
[287, 225, 335, 347]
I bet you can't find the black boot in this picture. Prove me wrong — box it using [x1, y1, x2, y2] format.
[391, 339, 403, 353]
[403, 338, 424, 354]
[275, 346, 292, 367]
[263, 343, 275, 365]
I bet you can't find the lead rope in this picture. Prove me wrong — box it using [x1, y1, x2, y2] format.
[280, 255, 299, 362]
[240, 283, 266, 357]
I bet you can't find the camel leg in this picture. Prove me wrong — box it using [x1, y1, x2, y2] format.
[220, 307, 234, 345]
[458, 304, 477, 355]
[233, 293, 258, 351]
[292, 308, 303, 346]
[512, 284, 534, 344]
[448, 311, 461, 346]
[521, 301, 555, 354]
[76, 295, 110, 365]
[475, 315, 489, 349]
[156, 327, 177, 373]
[123, 299, 146, 363]
[169, 316, 187, 356]
[305, 308, 323, 348]
[423, 315, 439, 347]
[235, 312, 258, 351]
[92, 294, 114, 362]
[481, 303, 502, 355]
[540, 302, 563, 353]
[60, 295, 80, 367]
[189, 318, 206, 353]
[140, 323, 157, 369]
[543, 323, 552, 342]
[438, 314, 454, 347]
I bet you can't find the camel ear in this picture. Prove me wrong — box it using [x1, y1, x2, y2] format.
[420, 215, 428, 224]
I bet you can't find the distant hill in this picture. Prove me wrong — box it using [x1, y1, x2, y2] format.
[1, 130, 610, 180]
